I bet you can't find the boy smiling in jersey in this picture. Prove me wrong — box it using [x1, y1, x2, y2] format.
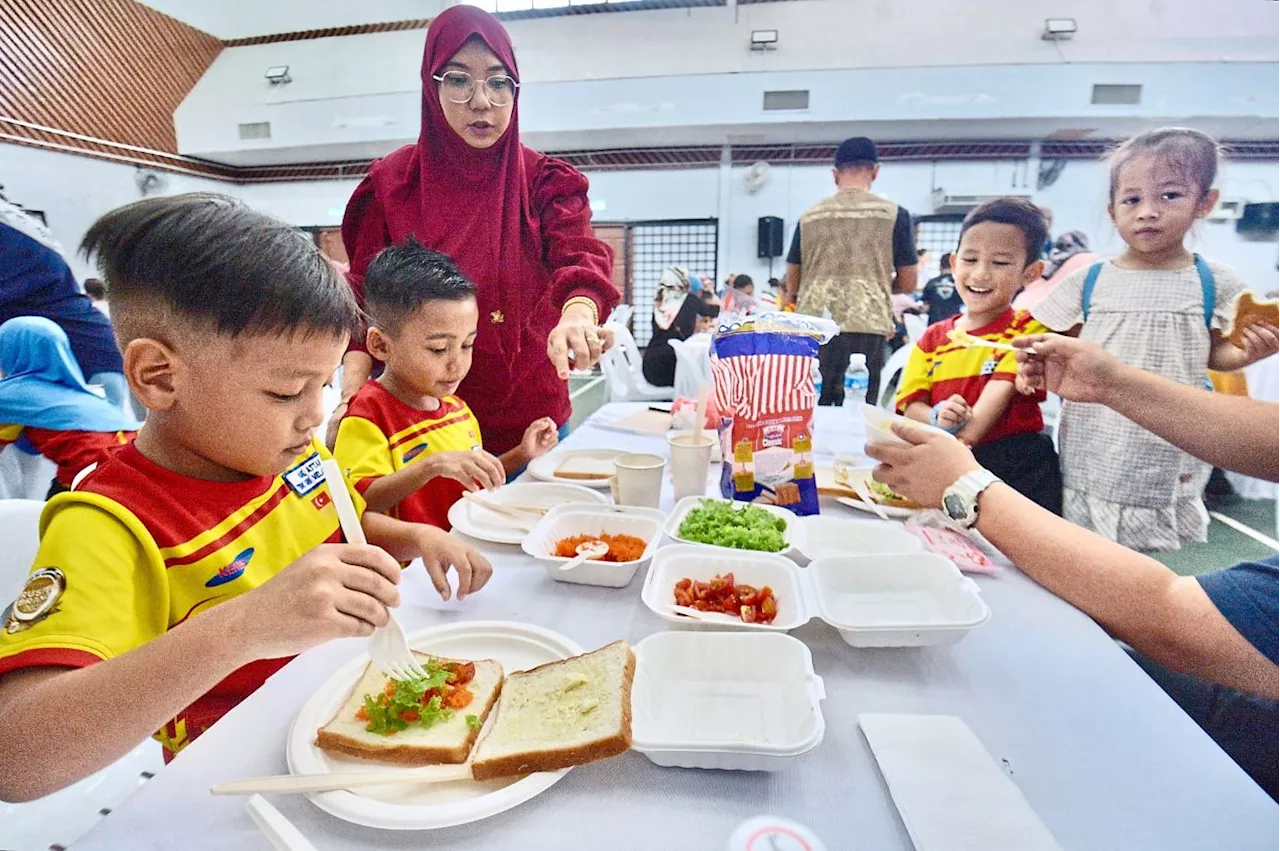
[0, 195, 492, 801]
[895, 198, 1063, 514]
[334, 239, 558, 528]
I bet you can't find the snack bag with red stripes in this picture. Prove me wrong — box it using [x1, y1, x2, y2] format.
[711, 312, 837, 515]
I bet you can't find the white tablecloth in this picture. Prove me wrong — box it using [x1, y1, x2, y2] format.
[72, 405, 1277, 851]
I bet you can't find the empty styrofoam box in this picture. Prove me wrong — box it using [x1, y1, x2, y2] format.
[797, 516, 923, 563]
[641, 546, 807, 632]
[631, 631, 826, 771]
[664, 495, 804, 558]
[810, 553, 990, 647]
[522, 504, 666, 588]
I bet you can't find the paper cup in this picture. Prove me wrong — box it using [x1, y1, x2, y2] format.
[667, 432, 715, 501]
[611, 453, 666, 508]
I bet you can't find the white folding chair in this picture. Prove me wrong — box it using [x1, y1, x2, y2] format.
[599, 323, 674, 403]
[605, 304, 634, 329]
[877, 344, 914, 409]
[0, 500, 166, 851]
[904, 313, 928, 343]
[668, 336, 714, 400]
[0, 447, 57, 501]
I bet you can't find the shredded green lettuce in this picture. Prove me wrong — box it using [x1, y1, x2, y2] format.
[677, 499, 787, 552]
[361, 659, 453, 736]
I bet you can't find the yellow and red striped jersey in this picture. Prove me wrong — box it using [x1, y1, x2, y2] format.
[0, 423, 134, 485]
[0, 438, 363, 759]
[333, 380, 483, 529]
[895, 308, 1047, 446]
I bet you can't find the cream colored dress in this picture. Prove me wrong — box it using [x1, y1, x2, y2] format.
[1033, 259, 1248, 552]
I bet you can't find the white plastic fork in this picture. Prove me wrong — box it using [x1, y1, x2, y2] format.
[320, 459, 427, 682]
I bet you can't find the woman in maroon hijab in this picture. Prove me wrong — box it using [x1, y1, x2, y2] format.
[335, 6, 619, 454]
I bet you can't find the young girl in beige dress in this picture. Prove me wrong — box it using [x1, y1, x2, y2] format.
[1034, 128, 1279, 551]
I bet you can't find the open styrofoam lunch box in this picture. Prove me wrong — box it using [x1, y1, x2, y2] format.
[641, 546, 990, 647]
[521, 504, 665, 587]
[795, 515, 923, 563]
[631, 631, 826, 771]
[663, 495, 804, 558]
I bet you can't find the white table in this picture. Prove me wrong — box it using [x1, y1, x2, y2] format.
[73, 405, 1277, 851]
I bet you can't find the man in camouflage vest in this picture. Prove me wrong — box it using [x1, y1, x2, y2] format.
[783, 138, 918, 405]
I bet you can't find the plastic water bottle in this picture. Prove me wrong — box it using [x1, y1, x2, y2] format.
[811, 360, 823, 407]
[843, 353, 869, 411]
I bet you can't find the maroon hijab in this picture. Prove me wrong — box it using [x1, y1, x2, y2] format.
[367, 6, 541, 359]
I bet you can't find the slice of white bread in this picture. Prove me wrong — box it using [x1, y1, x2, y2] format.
[554, 455, 615, 480]
[315, 655, 503, 766]
[470, 640, 634, 781]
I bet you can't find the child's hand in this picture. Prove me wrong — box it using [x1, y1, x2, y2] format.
[421, 450, 505, 492]
[1237, 324, 1279, 365]
[934, 395, 971, 430]
[1014, 372, 1038, 396]
[229, 544, 402, 659]
[520, 417, 559, 460]
[415, 526, 493, 602]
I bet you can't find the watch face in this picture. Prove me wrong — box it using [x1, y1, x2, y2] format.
[943, 492, 966, 520]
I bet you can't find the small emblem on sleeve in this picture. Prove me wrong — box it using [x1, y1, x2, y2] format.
[4, 568, 66, 633]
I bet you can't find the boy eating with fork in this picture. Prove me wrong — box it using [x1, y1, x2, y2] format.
[0, 194, 491, 801]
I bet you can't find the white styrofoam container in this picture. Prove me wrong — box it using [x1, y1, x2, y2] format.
[664, 495, 804, 558]
[811, 554, 990, 647]
[796, 516, 924, 563]
[641, 546, 806, 632]
[521, 504, 666, 588]
[631, 631, 826, 771]
[642, 547, 989, 647]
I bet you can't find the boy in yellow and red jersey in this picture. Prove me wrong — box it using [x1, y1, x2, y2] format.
[0, 195, 492, 802]
[895, 198, 1062, 514]
[334, 239, 558, 529]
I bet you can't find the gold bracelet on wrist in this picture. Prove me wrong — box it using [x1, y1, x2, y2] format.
[562, 296, 599, 326]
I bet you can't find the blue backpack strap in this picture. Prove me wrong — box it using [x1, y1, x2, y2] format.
[1081, 262, 1104, 322]
[1193, 253, 1214, 330]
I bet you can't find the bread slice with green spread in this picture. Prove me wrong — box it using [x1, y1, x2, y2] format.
[470, 640, 635, 781]
[315, 653, 503, 766]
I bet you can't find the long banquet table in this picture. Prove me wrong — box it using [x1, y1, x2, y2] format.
[72, 404, 1277, 850]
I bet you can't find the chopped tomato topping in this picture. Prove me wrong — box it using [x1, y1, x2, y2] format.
[355, 705, 369, 721]
[401, 709, 420, 723]
[444, 686, 473, 709]
[673, 573, 780, 624]
[447, 661, 476, 686]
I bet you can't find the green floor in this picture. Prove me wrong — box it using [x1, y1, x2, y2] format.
[569, 375, 1278, 574]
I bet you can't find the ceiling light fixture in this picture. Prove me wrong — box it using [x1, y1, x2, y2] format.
[264, 65, 292, 85]
[750, 30, 779, 51]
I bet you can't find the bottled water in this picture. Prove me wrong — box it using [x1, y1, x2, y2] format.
[842, 353, 870, 412]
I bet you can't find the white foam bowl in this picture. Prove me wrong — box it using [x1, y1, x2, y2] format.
[631, 631, 826, 771]
[641, 546, 804, 632]
[664, 496, 803, 558]
[797, 516, 924, 563]
[809, 553, 990, 647]
[521, 504, 665, 588]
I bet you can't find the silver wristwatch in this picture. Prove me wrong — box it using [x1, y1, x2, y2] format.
[941, 470, 1001, 529]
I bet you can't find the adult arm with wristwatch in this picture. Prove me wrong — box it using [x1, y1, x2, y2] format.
[865, 334, 1278, 701]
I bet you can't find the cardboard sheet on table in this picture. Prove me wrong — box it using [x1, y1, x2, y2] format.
[597, 408, 674, 436]
[860, 714, 1062, 851]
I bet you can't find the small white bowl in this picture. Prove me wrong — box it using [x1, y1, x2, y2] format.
[522, 504, 665, 588]
[631, 631, 826, 771]
[809, 553, 990, 647]
[664, 495, 803, 557]
[797, 516, 923, 563]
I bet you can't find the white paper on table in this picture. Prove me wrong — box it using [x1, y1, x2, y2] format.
[860, 714, 1062, 851]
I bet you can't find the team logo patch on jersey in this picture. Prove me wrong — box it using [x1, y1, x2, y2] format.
[205, 547, 254, 588]
[283, 452, 325, 497]
[312, 491, 331, 511]
[980, 357, 999, 377]
[403, 443, 429, 462]
[4, 567, 65, 634]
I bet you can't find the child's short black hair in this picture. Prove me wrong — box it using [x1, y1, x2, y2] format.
[83, 278, 107, 300]
[958, 198, 1048, 266]
[732, 274, 754, 290]
[81, 193, 358, 343]
[363, 237, 476, 335]
[940, 252, 952, 271]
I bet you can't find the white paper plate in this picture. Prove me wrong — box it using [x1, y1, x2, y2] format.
[835, 495, 920, 521]
[447, 483, 608, 544]
[526, 449, 626, 489]
[287, 621, 584, 830]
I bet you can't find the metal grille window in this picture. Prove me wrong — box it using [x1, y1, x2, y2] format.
[627, 219, 719, 347]
[913, 214, 964, 282]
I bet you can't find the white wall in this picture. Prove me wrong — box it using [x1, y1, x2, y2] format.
[7, 143, 1275, 295]
[0, 144, 236, 281]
